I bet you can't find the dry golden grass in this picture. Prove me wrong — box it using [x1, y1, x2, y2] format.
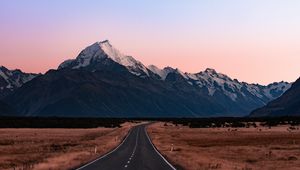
[0, 122, 134, 170]
[148, 122, 300, 170]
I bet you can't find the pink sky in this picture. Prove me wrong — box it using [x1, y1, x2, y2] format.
[0, 0, 299, 85]
[1, 36, 299, 85]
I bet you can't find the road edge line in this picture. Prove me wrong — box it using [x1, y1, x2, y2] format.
[144, 126, 177, 170]
[75, 127, 133, 170]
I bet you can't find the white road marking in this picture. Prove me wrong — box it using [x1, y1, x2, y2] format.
[123, 128, 140, 168]
[144, 126, 177, 170]
[76, 128, 133, 170]
[77, 125, 175, 170]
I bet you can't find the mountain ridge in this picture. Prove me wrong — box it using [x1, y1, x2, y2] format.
[0, 66, 40, 98]
[1, 40, 293, 117]
[250, 77, 300, 117]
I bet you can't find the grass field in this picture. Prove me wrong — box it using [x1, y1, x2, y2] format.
[0, 122, 133, 170]
[148, 122, 300, 170]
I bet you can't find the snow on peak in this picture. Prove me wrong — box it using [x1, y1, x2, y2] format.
[0, 66, 38, 92]
[100, 39, 110, 44]
[97, 41, 149, 76]
[0, 68, 9, 81]
[57, 41, 291, 102]
[148, 65, 169, 80]
[182, 68, 291, 101]
[148, 65, 188, 80]
[58, 40, 149, 76]
[98, 41, 123, 61]
[98, 41, 139, 68]
[263, 81, 291, 99]
[204, 68, 217, 74]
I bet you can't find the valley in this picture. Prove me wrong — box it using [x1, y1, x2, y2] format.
[1, 1, 299, 170]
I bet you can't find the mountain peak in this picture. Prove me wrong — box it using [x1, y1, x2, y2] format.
[98, 39, 111, 45]
[0, 66, 8, 71]
[95, 40, 113, 49]
[0, 66, 39, 98]
[204, 68, 217, 74]
[58, 41, 150, 77]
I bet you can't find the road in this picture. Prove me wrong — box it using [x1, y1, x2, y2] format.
[76, 124, 176, 170]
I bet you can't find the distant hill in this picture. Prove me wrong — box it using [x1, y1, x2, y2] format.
[250, 77, 300, 117]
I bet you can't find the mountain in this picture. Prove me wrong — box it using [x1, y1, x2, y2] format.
[148, 65, 291, 113]
[0, 66, 39, 98]
[6, 69, 225, 117]
[4, 40, 291, 117]
[57, 40, 291, 107]
[250, 77, 300, 117]
[58, 40, 158, 78]
[148, 65, 180, 80]
[0, 100, 15, 116]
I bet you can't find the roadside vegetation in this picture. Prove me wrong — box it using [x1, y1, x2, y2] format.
[1, 116, 299, 129]
[0, 117, 129, 128]
[167, 117, 300, 128]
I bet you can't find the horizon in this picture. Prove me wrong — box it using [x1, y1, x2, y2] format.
[1, 0, 300, 85]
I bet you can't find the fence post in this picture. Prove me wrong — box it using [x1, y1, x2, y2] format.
[94, 146, 97, 154]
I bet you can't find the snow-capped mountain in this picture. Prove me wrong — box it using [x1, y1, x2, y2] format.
[251, 77, 300, 117]
[148, 65, 291, 104]
[59, 40, 153, 78]
[0, 66, 39, 98]
[59, 40, 290, 104]
[148, 65, 186, 80]
[2, 40, 293, 117]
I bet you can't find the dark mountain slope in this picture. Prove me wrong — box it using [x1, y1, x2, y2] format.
[6, 69, 225, 117]
[2, 40, 292, 117]
[0, 100, 15, 116]
[250, 77, 300, 117]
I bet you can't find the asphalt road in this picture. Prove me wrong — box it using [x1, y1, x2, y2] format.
[76, 124, 176, 170]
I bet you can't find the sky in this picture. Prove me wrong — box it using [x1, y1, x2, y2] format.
[0, 0, 299, 85]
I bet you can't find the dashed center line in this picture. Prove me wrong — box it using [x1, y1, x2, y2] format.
[124, 128, 140, 168]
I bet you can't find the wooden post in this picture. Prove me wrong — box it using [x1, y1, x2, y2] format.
[94, 146, 97, 154]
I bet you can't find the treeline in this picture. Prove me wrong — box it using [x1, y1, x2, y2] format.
[0, 117, 128, 128]
[165, 117, 300, 128]
[1, 116, 300, 128]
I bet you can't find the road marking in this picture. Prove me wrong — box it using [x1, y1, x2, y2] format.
[76, 128, 133, 170]
[144, 126, 177, 170]
[123, 128, 140, 169]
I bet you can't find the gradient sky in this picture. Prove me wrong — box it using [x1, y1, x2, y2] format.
[0, 0, 299, 85]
